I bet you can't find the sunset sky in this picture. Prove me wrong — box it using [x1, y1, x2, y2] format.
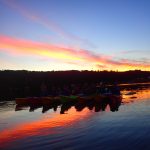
[0, 0, 150, 71]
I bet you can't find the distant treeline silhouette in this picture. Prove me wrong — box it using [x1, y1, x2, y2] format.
[0, 70, 150, 100]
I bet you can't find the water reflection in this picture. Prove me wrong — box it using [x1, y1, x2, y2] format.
[0, 107, 92, 148]
[122, 86, 150, 103]
[0, 86, 150, 150]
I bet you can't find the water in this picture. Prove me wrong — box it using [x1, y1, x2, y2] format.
[0, 86, 150, 150]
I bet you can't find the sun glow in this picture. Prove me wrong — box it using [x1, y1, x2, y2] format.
[0, 35, 150, 71]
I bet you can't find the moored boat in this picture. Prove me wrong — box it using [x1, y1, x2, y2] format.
[15, 94, 122, 106]
[15, 96, 55, 105]
[15, 97, 31, 105]
[41, 97, 55, 105]
[60, 95, 78, 103]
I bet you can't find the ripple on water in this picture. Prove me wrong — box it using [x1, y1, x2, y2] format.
[0, 87, 150, 150]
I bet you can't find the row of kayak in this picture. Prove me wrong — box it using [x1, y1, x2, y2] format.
[15, 96, 122, 113]
[15, 94, 122, 106]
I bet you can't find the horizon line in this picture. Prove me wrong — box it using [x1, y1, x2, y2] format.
[0, 69, 150, 72]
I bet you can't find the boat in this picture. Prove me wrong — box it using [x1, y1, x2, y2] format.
[41, 97, 55, 105]
[15, 97, 55, 106]
[15, 94, 122, 113]
[60, 95, 78, 103]
[77, 95, 94, 104]
[15, 97, 31, 105]
[15, 94, 122, 106]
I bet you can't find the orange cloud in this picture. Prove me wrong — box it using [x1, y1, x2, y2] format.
[0, 34, 150, 71]
[0, 35, 110, 63]
[0, 35, 82, 61]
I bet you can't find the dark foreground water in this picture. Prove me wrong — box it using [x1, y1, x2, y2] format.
[0, 86, 150, 150]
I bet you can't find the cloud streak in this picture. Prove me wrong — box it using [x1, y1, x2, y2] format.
[2, 0, 96, 48]
[0, 34, 150, 71]
[0, 35, 106, 62]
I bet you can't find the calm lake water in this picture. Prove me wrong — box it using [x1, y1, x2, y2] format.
[0, 85, 150, 150]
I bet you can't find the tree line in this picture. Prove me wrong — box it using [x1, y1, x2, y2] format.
[0, 70, 150, 100]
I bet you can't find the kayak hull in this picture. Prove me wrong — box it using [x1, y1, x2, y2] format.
[15, 95, 122, 105]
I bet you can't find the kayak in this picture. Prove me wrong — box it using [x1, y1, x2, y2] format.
[77, 95, 95, 104]
[15, 97, 55, 105]
[15, 94, 122, 105]
[60, 95, 78, 103]
[15, 98, 30, 105]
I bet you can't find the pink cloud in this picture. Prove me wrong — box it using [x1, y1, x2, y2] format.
[1, 34, 150, 71]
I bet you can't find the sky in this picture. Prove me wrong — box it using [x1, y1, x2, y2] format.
[0, 0, 150, 71]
